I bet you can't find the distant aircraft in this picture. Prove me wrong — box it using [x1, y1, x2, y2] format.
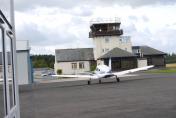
[52, 58, 154, 84]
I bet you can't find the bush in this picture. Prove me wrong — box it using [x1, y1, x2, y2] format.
[90, 65, 96, 71]
[57, 69, 62, 75]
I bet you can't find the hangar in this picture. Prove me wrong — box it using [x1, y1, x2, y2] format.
[98, 47, 137, 71]
[132, 46, 166, 67]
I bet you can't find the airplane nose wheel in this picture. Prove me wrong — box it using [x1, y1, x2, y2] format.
[115, 76, 120, 82]
[88, 80, 91, 85]
[99, 79, 101, 84]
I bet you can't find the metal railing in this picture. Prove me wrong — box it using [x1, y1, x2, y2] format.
[90, 17, 121, 25]
[89, 30, 123, 38]
[0, 9, 20, 118]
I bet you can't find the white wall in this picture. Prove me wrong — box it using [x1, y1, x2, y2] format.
[16, 40, 32, 85]
[55, 61, 91, 74]
[16, 51, 31, 85]
[137, 59, 147, 68]
[92, 36, 132, 59]
[97, 60, 104, 65]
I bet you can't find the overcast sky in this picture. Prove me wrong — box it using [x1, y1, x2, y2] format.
[1, 0, 176, 54]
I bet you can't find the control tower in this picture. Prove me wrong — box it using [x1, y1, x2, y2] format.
[89, 17, 132, 60]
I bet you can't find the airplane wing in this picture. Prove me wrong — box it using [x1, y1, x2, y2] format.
[113, 65, 154, 76]
[117, 74, 138, 78]
[52, 65, 153, 79]
[52, 74, 98, 79]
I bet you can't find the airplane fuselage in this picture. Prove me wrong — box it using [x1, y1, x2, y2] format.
[87, 65, 120, 84]
[94, 65, 111, 74]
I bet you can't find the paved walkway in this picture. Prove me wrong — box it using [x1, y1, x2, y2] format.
[1, 73, 176, 118]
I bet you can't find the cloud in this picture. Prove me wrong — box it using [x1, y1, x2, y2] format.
[16, 23, 47, 45]
[122, 23, 137, 36]
[8, 1, 176, 54]
[15, 7, 93, 52]
[141, 16, 149, 22]
[0, 0, 11, 21]
[128, 16, 138, 22]
[121, 11, 176, 53]
[13, 0, 176, 12]
[151, 28, 176, 53]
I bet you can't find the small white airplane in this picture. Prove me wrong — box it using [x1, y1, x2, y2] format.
[52, 58, 154, 84]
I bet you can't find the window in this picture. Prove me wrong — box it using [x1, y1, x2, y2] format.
[113, 25, 119, 30]
[71, 63, 77, 69]
[133, 49, 139, 53]
[105, 37, 109, 43]
[113, 26, 116, 30]
[105, 48, 109, 52]
[79, 62, 84, 69]
[137, 49, 141, 53]
[137, 49, 139, 53]
[120, 36, 130, 43]
[102, 48, 109, 53]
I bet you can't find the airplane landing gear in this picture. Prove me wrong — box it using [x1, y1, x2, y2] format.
[115, 76, 120, 82]
[99, 79, 102, 84]
[88, 80, 91, 85]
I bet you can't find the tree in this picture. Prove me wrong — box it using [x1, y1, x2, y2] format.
[165, 53, 176, 64]
[57, 69, 62, 75]
[31, 55, 55, 68]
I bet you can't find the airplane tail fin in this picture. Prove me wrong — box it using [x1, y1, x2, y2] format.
[109, 58, 112, 70]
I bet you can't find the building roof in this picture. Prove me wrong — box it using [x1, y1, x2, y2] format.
[132, 46, 166, 56]
[55, 48, 94, 62]
[99, 48, 136, 59]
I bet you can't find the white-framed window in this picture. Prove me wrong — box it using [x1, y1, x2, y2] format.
[105, 48, 109, 52]
[120, 36, 130, 43]
[102, 48, 109, 53]
[113, 26, 116, 30]
[79, 62, 84, 69]
[71, 63, 77, 69]
[137, 49, 141, 53]
[105, 37, 109, 43]
[119, 38, 122, 42]
[113, 25, 119, 30]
